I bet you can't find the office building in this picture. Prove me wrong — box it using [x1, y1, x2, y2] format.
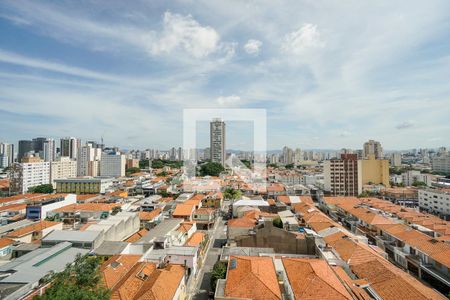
[50, 157, 77, 187]
[9, 157, 50, 194]
[390, 152, 401, 167]
[60, 137, 80, 159]
[43, 138, 56, 162]
[54, 177, 114, 194]
[18, 140, 33, 161]
[363, 139, 383, 159]
[282, 146, 294, 165]
[210, 118, 226, 165]
[324, 154, 362, 196]
[100, 152, 126, 177]
[32, 137, 47, 154]
[361, 154, 390, 187]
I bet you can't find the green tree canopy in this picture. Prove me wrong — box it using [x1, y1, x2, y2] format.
[272, 217, 283, 228]
[223, 188, 241, 201]
[34, 254, 109, 300]
[199, 162, 225, 177]
[29, 184, 54, 194]
[126, 167, 141, 176]
[210, 261, 227, 292]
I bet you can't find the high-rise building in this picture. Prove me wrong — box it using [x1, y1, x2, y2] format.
[9, 157, 50, 194]
[361, 154, 390, 187]
[324, 154, 362, 196]
[32, 137, 47, 154]
[50, 157, 77, 187]
[18, 140, 33, 161]
[43, 138, 56, 162]
[0, 142, 15, 167]
[169, 147, 177, 161]
[363, 140, 383, 159]
[177, 147, 183, 161]
[390, 153, 401, 167]
[60, 137, 80, 159]
[432, 154, 450, 174]
[210, 118, 226, 165]
[77, 143, 101, 176]
[100, 152, 125, 177]
[282, 146, 294, 165]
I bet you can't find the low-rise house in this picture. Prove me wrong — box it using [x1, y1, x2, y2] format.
[202, 191, 223, 209]
[112, 263, 185, 300]
[0, 238, 14, 259]
[4, 220, 62, 243]
[172, 204, 195, 221]
[139, 208, 162, 229]
[41, 230, 104, 250]
[192, 208, 215, 229]
[48, 202, 121, 225]
[215, 256, 282, 300]
[25, 194, 77, 220]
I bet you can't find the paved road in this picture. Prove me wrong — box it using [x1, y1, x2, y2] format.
[188, 204, 228, 300]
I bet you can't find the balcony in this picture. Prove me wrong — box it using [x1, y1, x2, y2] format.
[420, 264, 450, 287]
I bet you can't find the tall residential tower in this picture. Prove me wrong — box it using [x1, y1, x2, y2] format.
[210, 118, 226, 166]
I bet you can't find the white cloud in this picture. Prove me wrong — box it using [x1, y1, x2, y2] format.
[281, 23, 324, 55]
[217, 95, 242, 107]
[244, 39, 262, 55]
[149, 12, 220, 58]
[396, 121, 415, 130]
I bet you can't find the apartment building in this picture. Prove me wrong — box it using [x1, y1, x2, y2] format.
[9, 157, 50, 194]
[77, 143, 101, 176]
[60, 137, 80, 160]
[210, 118, 226, 166]
[432, 154, 450, 174]
[324, 154, 362, 196]
[419, 189, 450, 220]
[360, 154, 390, 187]
[363, 139, 383, 159]
[100, 152, 126, 177]
[50, 157, 77, 187]
[0, 143, 14, 168]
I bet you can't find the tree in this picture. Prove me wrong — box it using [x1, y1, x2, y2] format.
[412, 180, 427, 187]
[285, 164, 294, 169]
[156, 171, 168, 177]
[199, 162, 224, 177]
[267, 163, 278, 168]
[139, 159, 150, 169]
[29, 184, 54, 194]
[272, 217, 283, 228]
[111, 206, 122, 215]
[223, 188, 241, 201]
[210, 261, 227, 292]
[126, 167, 141, 176]
[158, 190, 169, 198]
[34, 254, 110, 300]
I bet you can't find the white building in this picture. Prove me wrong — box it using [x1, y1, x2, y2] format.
[432, 155, 450, 174]
[390, 152, 401, 167]
[402, 170, 435, 187]
[9, 159, 50, 193]
[418, 189, 450, 220]
[43, 138, 56, 162]
[0, 142, 14, 168]
[77, 143, 101, 176]
[210, 118, 226, 165]
[50, 157, 77, 187]
[100, 152, 125, 177]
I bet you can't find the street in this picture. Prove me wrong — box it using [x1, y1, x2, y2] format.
[187, 202, 229, 300]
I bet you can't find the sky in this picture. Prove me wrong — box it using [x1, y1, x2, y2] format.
[0, 0, 450, 151]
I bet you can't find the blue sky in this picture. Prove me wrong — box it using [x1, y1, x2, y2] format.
[0, 0, 449, 150]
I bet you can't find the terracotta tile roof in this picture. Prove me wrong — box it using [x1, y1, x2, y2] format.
[5, 220, 60, 238]
[185, 232, 205, 247]
[139, 208, 161, 221]
[76, 194, 99, 202]
[101, 255, 141, 289]
[184, 198, 202, 206]
[282, 258, 352, 300]
[172, 204, 194, 217]
[111, 262, 184, 300]
[267, 184, 285, 192]
[225, 256, 282, 300]
[228, 217, 257, 228]
[0, 203, 27, 212]
[178, 222, 194, 233]
[0, 238, 15, 248]
[125, 229, 149, 243]
[194, 208, 215, 215]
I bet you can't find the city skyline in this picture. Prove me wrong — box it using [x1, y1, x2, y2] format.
[1, 1, 449, 150]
